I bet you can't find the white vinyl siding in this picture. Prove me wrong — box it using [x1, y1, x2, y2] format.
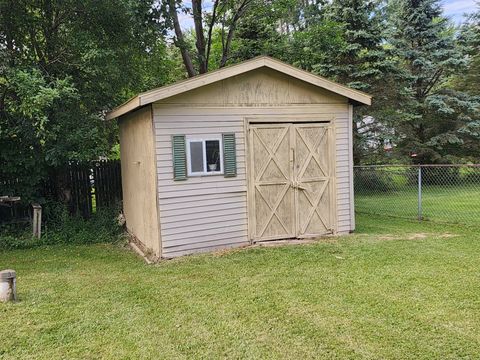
[153, 107, 248, 257]
[333, 107, 353, 234]
[153, 103, 353, 257]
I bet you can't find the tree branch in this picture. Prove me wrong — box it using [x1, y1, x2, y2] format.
[192, 0, 207, 73]
[169, 0, 196, 77]
[421, 69, 444, 98]
[28, 28, 47, 72]
[219, 0, 253, 67]
[205, 0, 220, 69]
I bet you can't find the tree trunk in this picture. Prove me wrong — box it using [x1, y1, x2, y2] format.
[205, 0, 220, 69]
[169, 0, 196, 77]
[192, 0, 207, 73]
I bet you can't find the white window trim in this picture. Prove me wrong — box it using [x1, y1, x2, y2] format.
[186, 136, 224, 176]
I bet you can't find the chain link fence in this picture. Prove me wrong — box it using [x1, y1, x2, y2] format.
[354, 165, 480, 225]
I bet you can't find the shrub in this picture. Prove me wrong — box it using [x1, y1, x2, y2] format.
[460, 167, 480, 185]
[0, 204, 123, 250]
[354, 168, 395, 194]
[420, 167, 460, 186]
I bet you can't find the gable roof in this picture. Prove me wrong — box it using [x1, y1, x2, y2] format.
[106, 56, 372, 120]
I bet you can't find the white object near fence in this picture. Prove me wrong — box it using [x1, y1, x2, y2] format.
[32, 203, 42, 239]
[0, 269, 17, 302]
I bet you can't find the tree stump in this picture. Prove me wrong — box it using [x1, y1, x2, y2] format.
[0, 269, 17, 302]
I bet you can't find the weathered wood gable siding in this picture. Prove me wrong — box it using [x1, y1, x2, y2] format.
[154, 69, 353, 257]
[160, 68, 347, 106]
[119, 106, 161, 256]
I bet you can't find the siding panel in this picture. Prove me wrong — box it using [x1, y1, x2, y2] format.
[154, 100, 353, 257]
[154, 109, 249, 256]
[334, 107, 353, 234]
[162, 204, 245, 222]
[164, 230, 248, 246]
[163, 225, 248, 242]
[161, 192, 246, 206]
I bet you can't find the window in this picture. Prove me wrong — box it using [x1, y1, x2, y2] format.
[186, 137, 223, 176]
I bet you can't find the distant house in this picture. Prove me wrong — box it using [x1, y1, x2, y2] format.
[106, 56, 371, 259]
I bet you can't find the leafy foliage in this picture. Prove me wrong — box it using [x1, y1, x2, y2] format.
[455, 8, 480, 96]
[0, 0, 173, 202]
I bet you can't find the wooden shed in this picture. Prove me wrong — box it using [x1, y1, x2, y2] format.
[106, 56, 371, 258]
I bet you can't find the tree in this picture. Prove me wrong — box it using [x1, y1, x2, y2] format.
[389, 0, 480, 163]
[225, 1, 347, 72]
[222, 1, 285, 62]
[310, 0, 401, 164]
[0, 0, 173, 201]
[454, 5, 480, 96]
[161, 0, 255, 77]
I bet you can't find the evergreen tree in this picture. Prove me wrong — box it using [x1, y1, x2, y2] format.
[455, 5, 480, 96]
[320, 0, 401, 164]
[227, 0, 404, 164]
[389, 0, 480, 163]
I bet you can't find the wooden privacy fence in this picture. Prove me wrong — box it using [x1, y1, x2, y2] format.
[45, 160, 122, 218]
[73, 160, 122, 217]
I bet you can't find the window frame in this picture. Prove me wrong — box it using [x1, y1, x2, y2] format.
[186, 136, 224, 176]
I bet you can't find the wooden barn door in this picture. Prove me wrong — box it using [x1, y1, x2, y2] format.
[293, 124, 335, 238]
[249, 122, 335, 241]
[249, 124, 295, 241]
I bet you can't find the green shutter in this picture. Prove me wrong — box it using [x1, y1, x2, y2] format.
[172, 135, 187, 181]
[223, 133, 237, 178]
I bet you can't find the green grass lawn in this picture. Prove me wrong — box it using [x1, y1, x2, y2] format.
[1, 215, 480, 359]
[355, 184, 480, 224]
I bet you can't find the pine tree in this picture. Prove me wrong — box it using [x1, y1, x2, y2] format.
[455, 6, 480, 96]
[319, 0, 401, 164]
[389, 0, 480, 163]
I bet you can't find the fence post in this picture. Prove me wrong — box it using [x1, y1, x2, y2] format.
[418, 166, 422, 221]
[32, 203, 42, 238]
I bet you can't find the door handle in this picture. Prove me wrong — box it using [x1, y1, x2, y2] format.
[291, 181, 306, 190]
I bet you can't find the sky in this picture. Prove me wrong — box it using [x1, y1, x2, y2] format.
[442, 0, 477, 23]
[178, 0, 478, 29]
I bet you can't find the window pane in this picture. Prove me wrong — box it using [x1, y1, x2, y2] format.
[190, 141, 204, 173]
[206, 140, 220, 172]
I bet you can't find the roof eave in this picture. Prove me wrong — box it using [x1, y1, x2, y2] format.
[105, 96, 140, 120]
[262, 57, 371, 105]
[106, 56, 372, 120]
